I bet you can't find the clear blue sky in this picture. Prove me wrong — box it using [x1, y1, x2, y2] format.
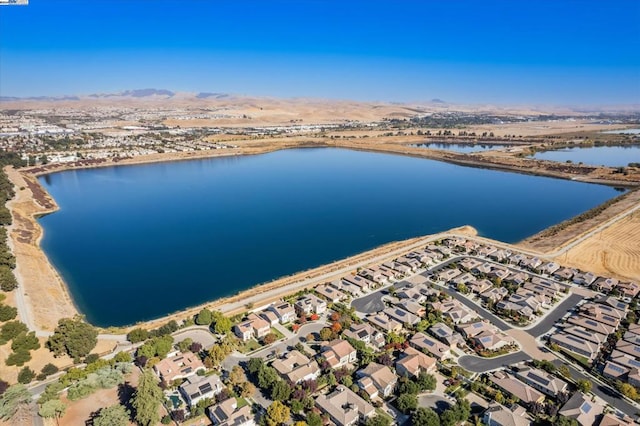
[1, 0, 639, 104]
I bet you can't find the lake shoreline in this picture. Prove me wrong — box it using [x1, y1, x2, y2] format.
[7, 141, 640, 332]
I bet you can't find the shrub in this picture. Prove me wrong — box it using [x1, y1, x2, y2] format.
[0, 305, 17, 322]
[17, 367, 35, 384]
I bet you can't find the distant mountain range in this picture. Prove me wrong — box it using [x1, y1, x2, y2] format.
[88, 88, 175, 98]
[0, 95, 80, 102]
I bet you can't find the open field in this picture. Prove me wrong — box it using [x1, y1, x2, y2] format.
[555, 211, 640, 281]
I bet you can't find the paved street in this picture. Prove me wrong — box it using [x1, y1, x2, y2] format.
[173, 326, 217, 349]
[525, 293, 583, 337]
[458, 351, 532, 372]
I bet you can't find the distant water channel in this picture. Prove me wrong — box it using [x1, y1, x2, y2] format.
[531, 145, 640, 167]
[412, 142, 512, 153]
[38, 148, 621, 326]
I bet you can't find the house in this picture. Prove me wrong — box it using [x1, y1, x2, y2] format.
[294, 294, 327, 316]
[609, 352, 640, 371]
[599, 413, 636, 426]
[553, 267, 577, 281]
[496, 301, 535, 321]
[558, 392, 604, 426]
[488, 249, 512, 262]
[179, 374, 223, 407]
[452, 272, 477, 286]
[259, 310, 280, 327]
[395, 346, 436, 377]
[272, 350, 321, 384]
[580, 301, 626, 320]
[477, 245, 498, 257]
[594, 277, 619, 293]
[481, 287, 509, 304]
[488, 267, 510, 281]
[383, 307, 420, 326]
[342, 275, 375, 293]
[315, 385, 375, 426]
[406, 250, 434, 266]
[508, 254, 525, 265]
[321, 339, 357, 369]
[208, 398, 255, 426]
[366, 313, 402, 333]
[437, 268, 462, 282]
[561, 325, 607, 345]
[246, 313, 270, 339]
[613, 341, 640, 360]
[315, 284, 347, 303]
[505, 271, 529, 286]
[410, 332, 452, 360]
[488, 371, 545, 405]
[332, 279, 362, 297]
[567, 315, 615, 336]
[473, 331, 515, 351]
[573, 272, 598, 286]
[549, 332, 600, 361]
[542, 262, 561, 275]
[344, 323, 385, 349]
[397, 286, 428, 304]
[429, 322, 464, 347]
[597, 296, 629, 314]
[468, 279, 493, 295]
[482, 402, 531, 426]
[514, 367, 568, 398]
[394, 300, 426, 317]
[472, 262, 493, 275]
[617, 281, 640, 298]
[268, 302, 296, 324]
[395, 256, 421, 271]
[602, 361, 629, 381]
[430, 300, 477, 324]
[154, 352, 206, 383]
[233, 321, 254, 342]
[505, 293, 545, 312]
[358, 267, 389, 285]
[385, 261, 412, 276]
[623, 330, 640, 345]
[520, 256, 543, 270]
[460, 258, 483, 271]
[356, 363, 398, 399]
[458, 321, 495, 339]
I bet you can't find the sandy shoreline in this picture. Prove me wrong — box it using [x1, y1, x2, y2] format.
[6, 140, 640, 333]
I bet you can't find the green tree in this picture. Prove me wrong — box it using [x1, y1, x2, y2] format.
[257, 366, 279, 389]
[46, 316, 98, 361]
[247, 357, 264, 375]
[0, 320, 27, 341]
[617, 382, 639, 400]
[17, 367, 35, 384]
[576, 379, 592, 394]
[38, 399, 66, 425]
[211, 311, 232, 334]
[271, 380, 292, 401]
[195, 309, 212, 325]
[0, 384, 32, 421]
[417, 372, 437, 391]
[412, 407, 440, 426]
[126, 328, 149, 343]
[265, 400, 290, 426]
[365, 415, 392, 426]
[132, 369, 164, 426]
[229, 365, 246, 386]
[12, 331, 40, 352]
[6, 350, 31, 366]
[307, 411, 323, 426]
[0, 305, 17, 322]
[556, 416, 579, 426]
[396, 392, 418, 413]
[0, 266, 17, 292]
[41, 363, 59, 377]
[558, 365, 571, 378]
[114, 351, 132, 363]
[94, 404, 130, 426]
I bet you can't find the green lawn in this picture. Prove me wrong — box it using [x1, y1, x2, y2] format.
[270, 327, 285, 340]
[239, 339, 261, 353]
[236, 397, 249, 408]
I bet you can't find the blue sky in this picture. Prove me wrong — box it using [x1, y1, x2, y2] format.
[0, 0, 639, 104]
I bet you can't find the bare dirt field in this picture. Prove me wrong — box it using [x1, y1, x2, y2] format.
[554, 212, 640, 281]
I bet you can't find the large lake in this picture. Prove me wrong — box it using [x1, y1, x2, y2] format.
[39, 148, 621, 326]
[412, 142, 512, 153]
[531, 145, 640, 167]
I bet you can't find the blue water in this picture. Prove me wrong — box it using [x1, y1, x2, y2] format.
[38, 148, 622, 326]
[532, 145, 640, 167]
[412, 143, 512, 153]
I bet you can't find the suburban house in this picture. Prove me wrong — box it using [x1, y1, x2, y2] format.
[154, 352, 206, 383]
[488, 371, 545, 405]
[482, 402, 531, 426]
[614, 341, 640, 360]
[558, 392, 604, 426]
[294, 294, 327, 316]
[358, 267, 390, 285]
[561, 325, 607, 345]
[477, 245, 498, 257]
[233, 313, 270, 341]
[594, 277, 619, 293]
[598, 296, 629, 314]
[488, 267, 510, 280]
[315, 385, 375, 426]
[344, 323, 385, 349]
[567, 315, 615, 335]
[342, 275, 375, 293]
[553, 267, 577, 281]
[496, 301, 535, 321]
[487, 249, 512, 262]
[542, 262, 561, 275]
[429, 322, 464, 347]
[410, 332, 452, 361]
[384, 261, 411, 276]
[573, 271, 598, 286]
[460, 258, 483, 271]
[437, 268, 462, 282]
[472, 262, 493, 275]
[397, 286, 428, 304]
[394, 300, 426, 317]
[366, 313, 403, 333]
[452, 272, 476, 286]
[315, 284, 347, 303]
[618, 281, 640, 298]
[603, 361, 629, 381]
[332, 279, 362, 297]
[321, 339, 357, 369]
[458, 321, 495, 339]
[430, 300, 477, 324]
[473, 330, 515, 351]
[179, 374, 224, 407]
[599, 413, 636, 426]
[356, 363, 398, 399]
[514, 367, 568, 398]
[549, 332, 601, 360]
[481, 287, 509, 304]
[467, 279, 492, 295]
[383, 306, 420, 326]
[505, 271, 529, 286]
[259, 310, 280, 327]
[272, 350, 321, 384]
[268, 302, 296, 324]
[395, 346, 436, 378]
[208, 398, 255, 426]
[395, 256, 421, 271]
